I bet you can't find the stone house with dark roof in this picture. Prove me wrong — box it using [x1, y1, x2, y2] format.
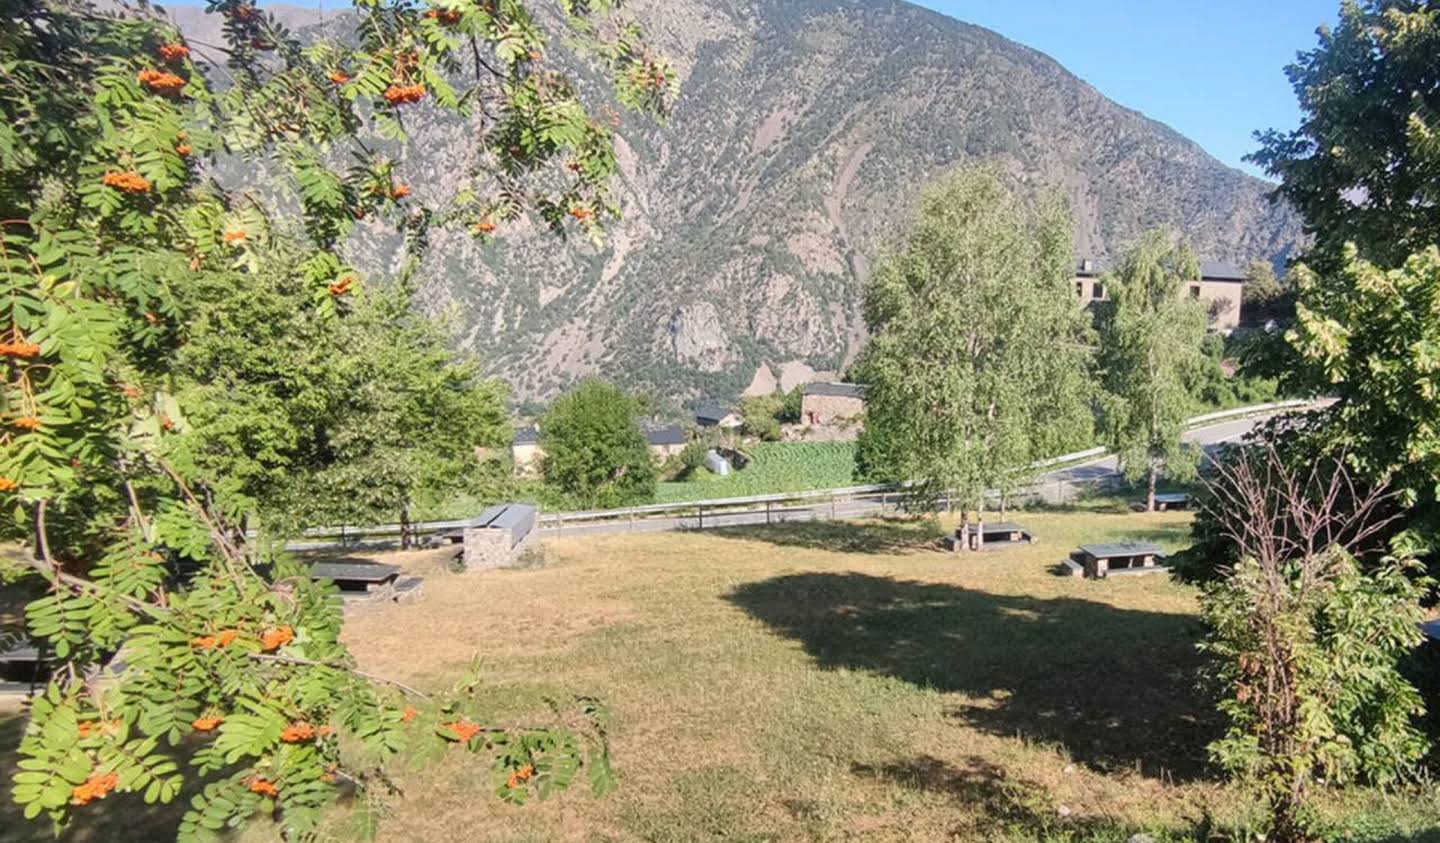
[800, 382, 867, 426]
[644, 424, 687, 460]
[1074, 258, 1246, 332]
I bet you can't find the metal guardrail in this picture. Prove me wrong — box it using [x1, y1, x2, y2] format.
[286, 399, 1321, 550]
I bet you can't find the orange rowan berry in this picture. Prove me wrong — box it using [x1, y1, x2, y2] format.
[191, 715, 223, 731]
[383, 84, 425, 105]
[176, 143, 192, 156]
[102, 170, 152, 194]
[391, 184, 411, 199]
[191, 635, 217, 649]
[70, 771, 118, 806]
[473, 220, 496, 234]
[569, 206, 592, 221]
[260, 625, 294, 651]
[12, 416, 41, 431]
[0, 477, 17, 492]
[328, 276, 355, 296]
[223, 229, 248, 244]
[137, 67, 187, 95]
[424, 8, 461, 24]
[528, 50, 542, 61]
[215, 629, 238, 647]
[317, 725, 334, 737]
[157, 43, 190, 63]
[329, 70, 350, 84]
[506, 763, 534, 788]
[2, 336, 41, 358]
[247, 776, 279, 797]
[401, 706, 418, 723]
[444, 719, 482, 742]
[280, 721, 316, 742]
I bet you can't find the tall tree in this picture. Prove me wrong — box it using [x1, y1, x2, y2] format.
[1249, 0, 1439, 274]
[1237, 0, 1440, 551]
[540, 379, 656, 508]
[1241, 258, 1291, 324]
[301, 279, 512, 546]
[1095, 230, 1208, 511]
[0, 0, 670, 835]
[855, 166, 1093, 526]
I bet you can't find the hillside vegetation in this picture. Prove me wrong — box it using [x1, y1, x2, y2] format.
[170, 0, 1303, 402]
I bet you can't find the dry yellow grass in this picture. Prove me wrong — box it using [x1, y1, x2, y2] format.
[4, 506, 1438, 842]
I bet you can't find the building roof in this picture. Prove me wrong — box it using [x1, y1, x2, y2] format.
[511, 425, 539, 446]
[694, 404, 737, 425]
[1200, 261, 1246, 282]
[645, 424, 686, 446]
[1075, 257, 1249, 283]
[803, 381, 867, 399]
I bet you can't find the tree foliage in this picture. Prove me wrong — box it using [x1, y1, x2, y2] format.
[1094, 230, 1208, 510]
[739, 394, 783, 442]
[1249, 0, 1440, 274]
[855, 167, 1093, 512]
[539, 378, 656, 507]
[0, 0, 670, 835]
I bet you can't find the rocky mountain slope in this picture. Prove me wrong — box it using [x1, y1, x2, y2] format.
[168, 0, 1303, 403]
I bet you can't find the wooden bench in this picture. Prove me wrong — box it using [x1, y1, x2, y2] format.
[1075, 541, 1169, 579]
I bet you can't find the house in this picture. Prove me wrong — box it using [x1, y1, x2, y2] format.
[1074, 258, 1245, 332]
[800, 382, 867, 426]
[644, 424, 687, 460]
[510, 425, 542, 474]
[694, 404, 742, 430]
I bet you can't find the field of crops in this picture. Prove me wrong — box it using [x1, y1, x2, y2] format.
[655, 441, 860, 503]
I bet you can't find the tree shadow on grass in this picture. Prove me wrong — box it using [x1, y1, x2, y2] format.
[725, 572, 1218, 782]
[0, 710, 236, 843]
[707, 518, 947, 555]
[851, 754, 1191, 840]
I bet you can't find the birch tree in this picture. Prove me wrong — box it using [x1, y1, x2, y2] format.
[855, 166, 1093, 536]
[1095, 230, 1208, 511]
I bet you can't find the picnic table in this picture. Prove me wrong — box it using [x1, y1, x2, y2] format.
[308, 561, 422, 604]
[1075, 541, 1168, 579]
[1149, 493, 1190, 511]
[953, 521, 1035, 551]
[0, 637, 48, 689]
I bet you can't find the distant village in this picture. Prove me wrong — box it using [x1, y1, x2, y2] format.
[511, 257, 1249, 472]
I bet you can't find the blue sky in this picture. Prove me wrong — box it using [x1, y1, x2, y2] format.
[912, 1, 1337, 178]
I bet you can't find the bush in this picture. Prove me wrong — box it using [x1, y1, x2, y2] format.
[739, 395, 783, 441]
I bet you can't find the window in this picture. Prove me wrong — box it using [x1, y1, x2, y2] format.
[1092, 282, 1105, 300]
[1190, 284, 1201, 298]
[1075, 281, 1084, 298]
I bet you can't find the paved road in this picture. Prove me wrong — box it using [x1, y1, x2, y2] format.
[1043, 415, 1263, 487]
[541, 413, 1277, 539]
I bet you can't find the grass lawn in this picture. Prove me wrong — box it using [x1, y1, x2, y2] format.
[3, 501, 1439, 841]
[656, 442, 859, 503]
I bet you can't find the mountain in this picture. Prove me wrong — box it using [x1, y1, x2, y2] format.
[166, 0, 1303, 404]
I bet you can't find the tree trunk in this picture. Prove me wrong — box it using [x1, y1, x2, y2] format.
[974, 501, 985, 551]
[1269, 787, 1308, 843]
[400, 506, 413, 551]
[1146, 465, 1157, 512]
